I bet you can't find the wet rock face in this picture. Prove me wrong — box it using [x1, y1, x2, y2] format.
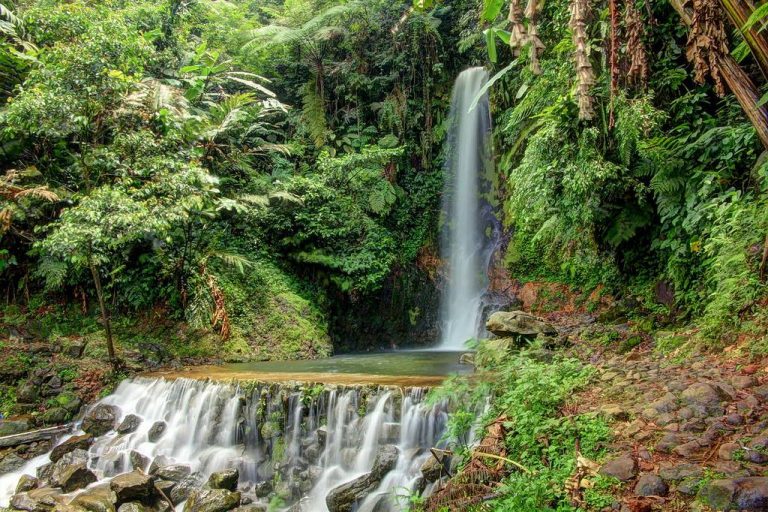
[82, 404, 120, 436]
[183, 488, 241, 512]
[50, 460, 97, 492]
[70, 484, 118, 512]
[326, 445, 398, 512]
[171, 473, 205, 505]
[485, 311, 557, 338]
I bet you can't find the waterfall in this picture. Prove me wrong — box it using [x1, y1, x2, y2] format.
[439, 67, 493, 350]
[0, 377, 451, 512]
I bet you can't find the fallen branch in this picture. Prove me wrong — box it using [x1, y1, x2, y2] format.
[473, 451, 532, 474]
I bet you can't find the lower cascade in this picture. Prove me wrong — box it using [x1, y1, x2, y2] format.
[0, 377, 452, 512]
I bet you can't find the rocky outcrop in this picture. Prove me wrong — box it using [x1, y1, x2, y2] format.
[485, 311, 557, 338]
[325, 445, 398, 512]
[154, 464, 192, 482]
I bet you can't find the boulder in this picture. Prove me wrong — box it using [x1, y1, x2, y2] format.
[170, 473, 204, 505]
[147, 421, 167, 442]
[599, 453, 637, 482]
[316, 426, 327, 448]
[420, 453, 448, 482]
[50, 434, 93, 463]
[183, 489, 241, 512]
[70, 484, 118, 512]
[10, 487, 61, 512]
[485, 311, 557, 338]
[0, 452, 26, 473]
[110, 471, 155, 503]
[16, 474, 40, 494]
[326, 445, 398, 512]
[154, 464, 192, 482]
[82, 404, 119, 436]
[50, 460, 97, 492]
[65, 340, 86, 358]
[149, 455, 173, 474]
[117, 415, 142, 435]
[17, 382, 39, 404]
[129, 451, 149, 471]
[206, 469, 238, 491]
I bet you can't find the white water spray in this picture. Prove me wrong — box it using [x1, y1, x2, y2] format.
[439, 67, 492, 350]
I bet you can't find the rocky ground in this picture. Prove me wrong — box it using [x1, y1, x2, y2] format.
[555, 319, 768, 512]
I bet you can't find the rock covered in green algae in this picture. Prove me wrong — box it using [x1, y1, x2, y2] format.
[183, 489, 241, 512]
[485, 311, 557, 338]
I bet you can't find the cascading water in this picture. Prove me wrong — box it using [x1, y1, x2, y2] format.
[439, 67, 493, 350]
[0, 377, 451, 512]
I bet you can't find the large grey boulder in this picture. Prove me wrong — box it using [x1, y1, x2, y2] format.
[326, 445, 398, 512]
[485, 311, 557, 338]
[183, 489, 241, 512]
[82, 404, 120, 436]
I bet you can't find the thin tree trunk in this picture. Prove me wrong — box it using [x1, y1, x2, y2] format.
[88, 251, 118, 370]
[671, 0, 768, 149]
[719, 0, 768, 80]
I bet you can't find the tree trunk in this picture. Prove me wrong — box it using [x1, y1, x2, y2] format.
[88, 252, 118, 370]
[719, 0, 768, 80]
[671, 0, 768, 149]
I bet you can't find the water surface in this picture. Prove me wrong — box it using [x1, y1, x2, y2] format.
[146, 350, 470, 386]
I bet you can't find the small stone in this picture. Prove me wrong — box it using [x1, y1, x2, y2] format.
[634, 474, 668, 497]
[673, 440, 704, 458]
[659, 463, 702, 482]
[599, 454, 637, 481]
[753, 384, 768, 400]
[624, 419, 645, 437]
[732, 375, 756, 389]
[725, 413, 745, 426]
[677, 407, 695, 420]
[655, 433, 684, 453]
[719, 443, 740, 461]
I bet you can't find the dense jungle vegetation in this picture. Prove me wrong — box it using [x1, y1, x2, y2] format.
[2, 0, 768, 367]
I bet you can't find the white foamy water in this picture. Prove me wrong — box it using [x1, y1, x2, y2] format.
[439, 67, 493, 350]
[0, 377, 450, 511]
